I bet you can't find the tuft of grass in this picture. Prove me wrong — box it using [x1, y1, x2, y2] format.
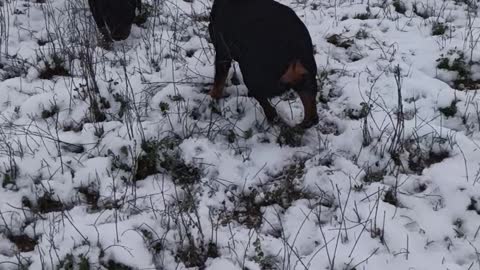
[175, 241, 219, 268]
[159, 101, 170, 115]
[113, 93, 128, 118]
[77, 185, 100, 211]
[2, 173, 16, 188]
[62, 121, 84, 132]
[406, 138, 451, 174]
[0, 57, 29, 80]
[439, 100, 458, 117]
[38, 54, 69, 80]
[140, 229, 163, 253]
[467, 198, 480, 214]
[79, 255, 90, 270]
[413, 3, 431, 19]
[61, 143, 85, 154]
[57, 254, 74, 270]
[227, 191, 264, 229]
[326, 34, 354, 49]
[276, 125, 304, 147]
[135, 135, 201, 185]
[37, 193, 72, 213]
[436, 50, 480, 90]
[41, 105, 59, 119]
[353, 12, 372, 20]
[221, 159, 324, 229]
[362, 168, 385, 183]
[7, 234, 38, 252]
[2, 165, 18, 189]
[253, 237, 277, 269]
[104, 260, 132, 270]
[185, 49, 196, 58]
[22, 193, 72, 214]
[432, 22, 448, 36]
[393, 0, 407, 15]
[135, 139, 161, 181]
[437, 57, 450, 70]
[355, 28, 369, 40]
[347, 102, 370, 120]
[227, 129, 236, 144]
[383, 188, 399, 206]
[261, 160, 315, 208]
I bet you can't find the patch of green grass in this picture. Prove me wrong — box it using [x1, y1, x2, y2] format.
[276, 125, 305, 147]
[2, 173, 15, 188]
[135, 139, 161, 181]
[135, 135, 201, 185]
[79, 255, 90, 270]
[220, 159, 326, 229]
[439, 100, 457, 117]
[253, 237, 277, 269]
[436, 50, 480, 90]
[57, 254, 74, 270]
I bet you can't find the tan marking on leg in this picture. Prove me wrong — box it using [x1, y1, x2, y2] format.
[209, 74, 227, 99]
[297, 90, 319, 128]
[280, 60, 308, 85]
[209, 62, 230, 99]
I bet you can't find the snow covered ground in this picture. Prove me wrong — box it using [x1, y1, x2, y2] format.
[1, 0, 480, 269]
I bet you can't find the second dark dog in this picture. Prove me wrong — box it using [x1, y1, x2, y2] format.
[208, 0, 319, 128]
[88, 0, 141, 42]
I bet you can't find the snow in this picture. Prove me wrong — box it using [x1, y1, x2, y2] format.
[1, 0, 480, 269]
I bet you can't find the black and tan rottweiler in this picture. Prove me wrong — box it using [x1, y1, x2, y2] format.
[208, 0, 319, 128]
[88, 0, 141, 43]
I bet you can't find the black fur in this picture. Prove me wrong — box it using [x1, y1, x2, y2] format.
[88, 0, 140, 41]
[208, 0, 319, 127]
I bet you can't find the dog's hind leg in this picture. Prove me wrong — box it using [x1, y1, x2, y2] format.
[88, 0, 113, 48]
[210, 58, 231, 99]
[208, 22, 232, 99]
[280, 60, 319, 128]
